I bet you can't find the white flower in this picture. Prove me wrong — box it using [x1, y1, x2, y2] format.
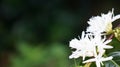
[87, 9, 120, 34]
[69, 31, 96, 60]
[83, 50, 113, 67]
[69, 31, 113, 61]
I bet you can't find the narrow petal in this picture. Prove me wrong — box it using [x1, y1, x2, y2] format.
[101, 56, 113, 61]
[69, 38, 80, 48]
[112, 14, 120, 22]
[96, 61, 101, 67]
[102, 45, 113, 49]
[82, 51, 86, 60]
[98, 50, 105, 58]
[103, 39, 112, 45]
[81, 31, 85, 39]
[69, 51, 82, 59]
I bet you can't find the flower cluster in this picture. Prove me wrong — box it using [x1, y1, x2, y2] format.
[69, 9, 120, 67]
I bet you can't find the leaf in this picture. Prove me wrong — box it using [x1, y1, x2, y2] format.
[107, 37, 120, 53]
[104, 51, 120, 67]
[109, 51, 120, 64]
[10, 42, 48, 67]
[104, 61, 119, 67]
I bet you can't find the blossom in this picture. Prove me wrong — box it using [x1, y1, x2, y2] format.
[83, 50, 113, 67]
[69, 31, 113, 61]
[69, 31, 96, 60]
[87, 9, 120, 34]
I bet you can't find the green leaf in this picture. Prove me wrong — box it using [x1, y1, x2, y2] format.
[104, 61, 119, 67]
[104, 51, 120, 67]
[107, 37, 120, 53]
[109, 51, 120, 64]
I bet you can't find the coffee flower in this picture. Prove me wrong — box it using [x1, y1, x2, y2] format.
[69, 31, 96, 60]
[87, 9, 120, 34]
[69, 32, 113, 61]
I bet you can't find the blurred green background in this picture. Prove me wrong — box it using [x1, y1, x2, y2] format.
[0, 0, 120, 67]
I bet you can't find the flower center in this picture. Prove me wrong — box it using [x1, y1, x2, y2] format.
[105, 22, 113, 34]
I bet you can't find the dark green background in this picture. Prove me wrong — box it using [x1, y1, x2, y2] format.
[0, 0, 120, 67]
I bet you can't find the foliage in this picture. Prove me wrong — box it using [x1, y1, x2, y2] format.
[10, 42, 70, 67]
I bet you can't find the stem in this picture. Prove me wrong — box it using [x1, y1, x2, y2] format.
[110, 59, 120, 67]
[74, 59, 77, 67]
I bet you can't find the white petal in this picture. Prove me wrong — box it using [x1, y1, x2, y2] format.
[82, 51, 86, 60]
[103, 39, 112, 45]
[96, 61, 101, 67]
[98, 50, 105, 57]
[112, 14, 120, 22]
[101, 56, 113, 61]
[81, 31, 85, 39]
[69, 51, 82, 59]
[69, 38, 80, 48]
[103, 45, 113, 49]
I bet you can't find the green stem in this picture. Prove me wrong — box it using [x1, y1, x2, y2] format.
[110, 59, 120, 67]
[74, 59, 77, 67]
